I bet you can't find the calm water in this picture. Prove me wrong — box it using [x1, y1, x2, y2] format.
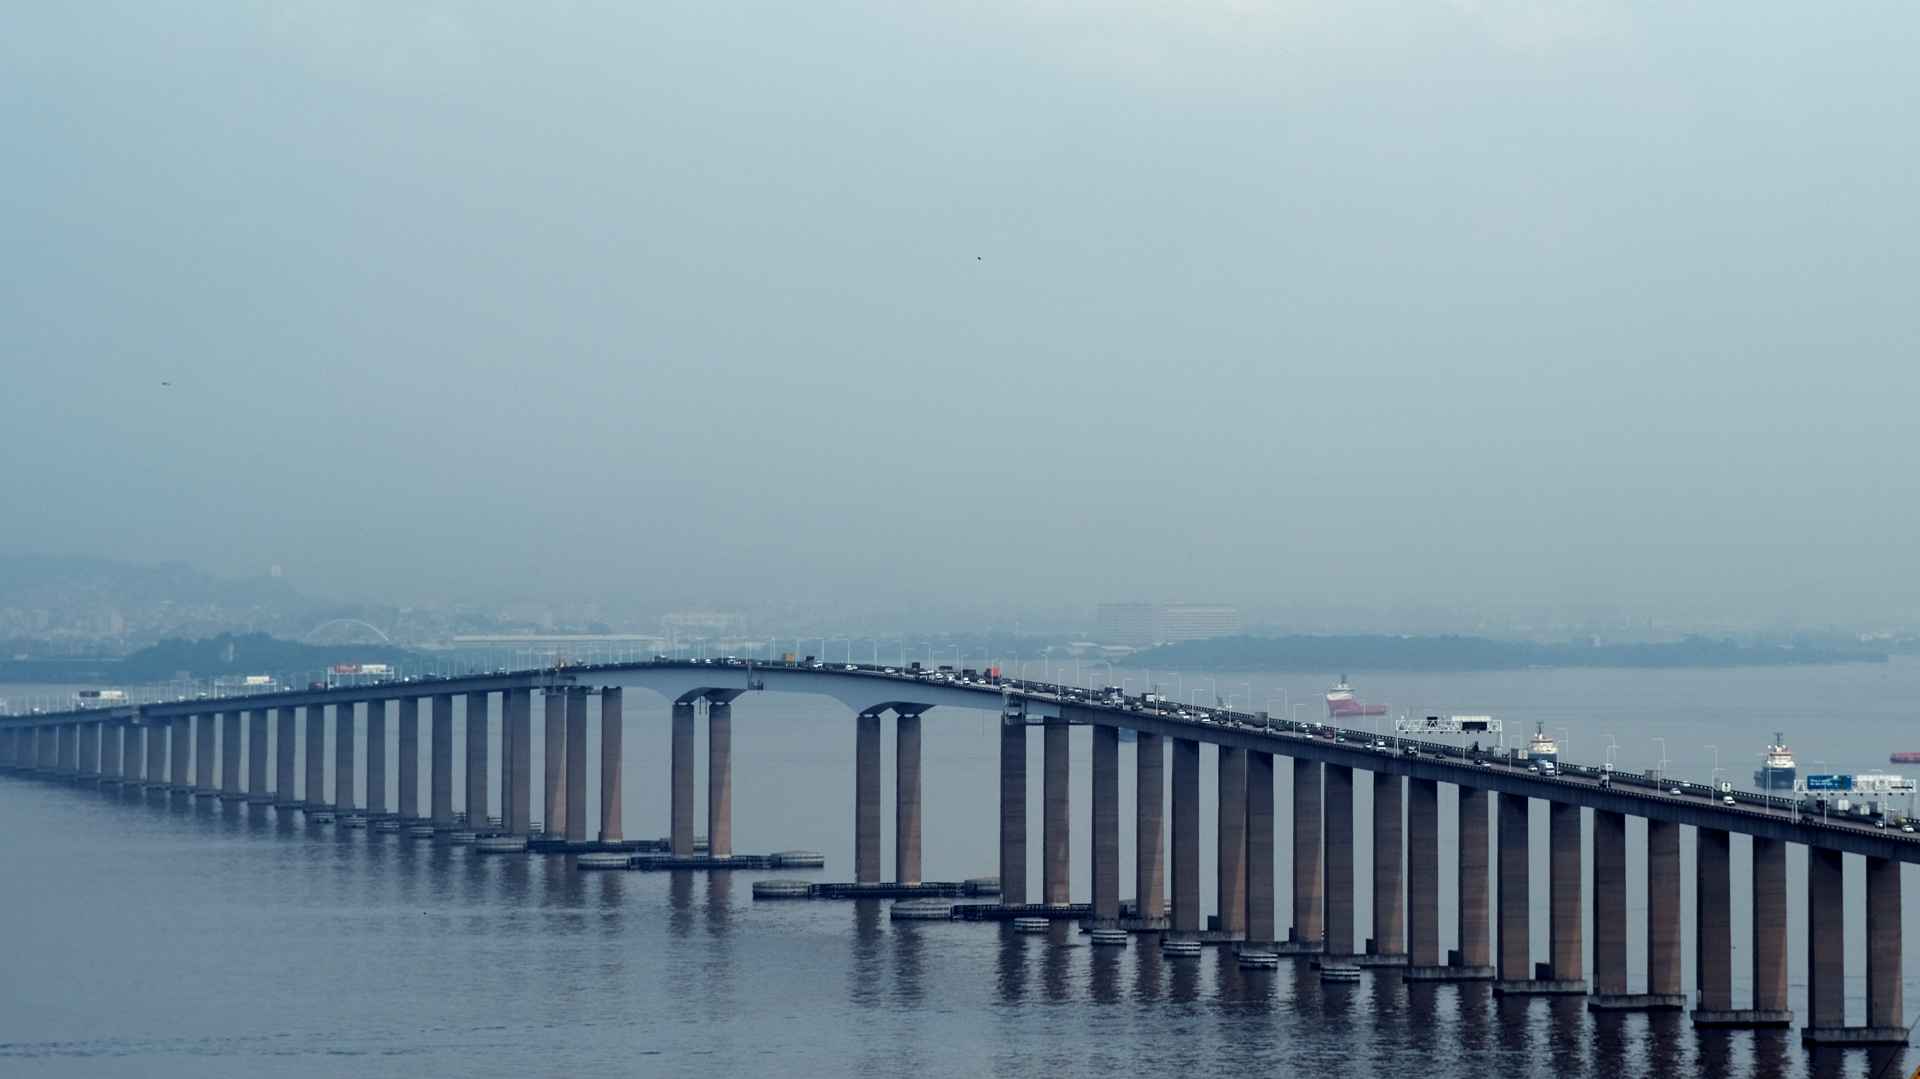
[3, 660, 1918, 1077]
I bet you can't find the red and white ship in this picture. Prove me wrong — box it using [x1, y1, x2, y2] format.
[1326, 677, 1387, 718]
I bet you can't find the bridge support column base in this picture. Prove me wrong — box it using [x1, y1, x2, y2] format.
[1348, 953, 1409, 968]
[1493, 979, 1588, 996]
[1403, 965, 1496, 981]
[1801, 1026, 1911, 1046]
[1115, 917, 1171, 933]
[1272, 940, 1325, 956]
[1690, 1009, 1794, 1028]
[1587, 992, 1687, 1011]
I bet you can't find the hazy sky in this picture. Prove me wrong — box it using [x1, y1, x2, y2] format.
[4, 3, 1917, 628]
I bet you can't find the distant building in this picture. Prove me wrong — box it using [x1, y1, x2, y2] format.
[1158, 604, 1241, 643]
[1095, 603, 1158, 648]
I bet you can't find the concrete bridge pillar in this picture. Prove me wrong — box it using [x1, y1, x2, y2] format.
[80, 721, 100, 779]
[100, 722, 121, 781]
[898, 711, 924, 885]
[506, 688, 532, 835]
[304, 705, 326, 808]
[855, 710, 882, 883]
[1866, 856, 1903, 1032]
[145, 722, 164, 786]
[999, 719, 1027, 906]
[247, 709, 270, 803]
[1170, 737, 1201, 934]
[196, 713, 217, 795]
[1293, 759, 1324, 949]
[1495, 792, 1529, 982]
[1216, 746, 1248, 937]
[1324, 764, 1355, 957]
[1592, 809, 1628, 994]
[1407, 777, 1440, 966]
[464, 691, 489, 828]
[60, 722, 78, 777]
[171, 718, 189, 791]
[542, 691, 566, 837]
[1648, 819, 1682, 998]
[1042, 719, 1070, 906]
[1459, 786, 1490, 970]
[1373, 773, 1404, 958]
[1247, 751, 1276, 945]
[364, 700, 386, 816]
[598, 689, 623, 843]
[1693, 827, 1732, 1013]
[332, 702, 355, 811]
[274, 706, 297, 807]
[708, 699, 732, 858]
[1089, 724, 1118, 921]
[122, 723, 143, 784]
[671, 701, 695, 856]
[430, 695, 453, 827]
[1549, 802, 1582, 983]
[396, 698, 419, 820]
[565, 689, 588, 843]
[1806, 846, 1844, 1030]
[220, 711, 243, 800]
[1135, 733, 1164, 922]
[1752, 837, 1788, 1014]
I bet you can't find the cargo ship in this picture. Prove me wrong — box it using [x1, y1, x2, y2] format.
[1755, 733, 1796, 793]
[1526, 722, 1560, 764]
[1893, 752, 1920, 765]
[1326, 677, 1387, 718]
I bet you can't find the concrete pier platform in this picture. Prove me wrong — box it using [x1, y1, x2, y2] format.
[629, 853, 779, 871]
[1274, 940, 1325, 956]
[1691, 1008, 1794, 1028]
[1801, 1026, 1911, 1046]
[1494, 979, 1589, 996]
[813, 880, 996, 899]
[1587, 992, 1687, 1011]
[1404, 965, 1496, 981]
[1349, 953, 1410, 968]
[526, 838, 672, 855]
[954, 902, 1093, 921]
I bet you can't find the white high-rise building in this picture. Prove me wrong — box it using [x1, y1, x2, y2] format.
[1158, 604, 1242, 643]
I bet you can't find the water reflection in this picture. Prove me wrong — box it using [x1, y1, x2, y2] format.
[1545, 997, 1586, 1075]
[1166, 945, 1200, 1003]
[705, 873, 732, 937]
[1643, 1011, 1693, 1076]
[893, 920, 926, 1006]
[1042, 922, 1073, 1001]
[1131, 937, 1163, 1003]
[668, 870, 694, 937]
[996, 927, 1027, 1002]
[849, 900, 883, 1008]
[1088, 942, 1120, 1004]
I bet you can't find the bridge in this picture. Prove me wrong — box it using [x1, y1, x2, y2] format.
[1, 658, 1910, 1046]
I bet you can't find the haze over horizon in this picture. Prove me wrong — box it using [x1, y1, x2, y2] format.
[6, 3, 1917, 631]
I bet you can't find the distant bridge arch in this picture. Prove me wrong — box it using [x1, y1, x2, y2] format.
[302, 618, 392, 645]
